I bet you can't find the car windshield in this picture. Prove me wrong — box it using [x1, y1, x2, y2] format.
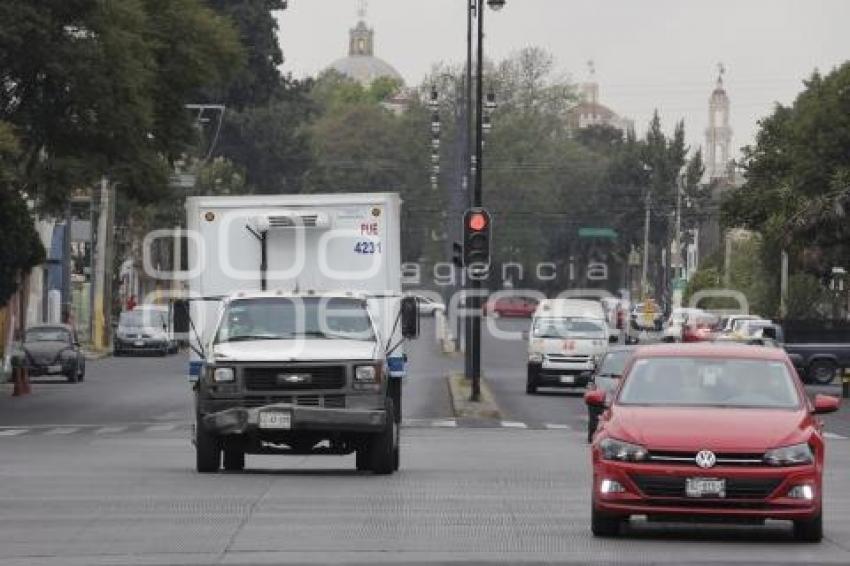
[25, 328, 70, 343]
[215, 297, 375, 343]
[533, 317, 605, 339]
[598, 350, 630, 377]
[119, 311, 164, 330]
[618, 357, 800, 409]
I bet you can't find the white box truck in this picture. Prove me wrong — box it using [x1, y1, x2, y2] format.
[183, 193, 418, 474]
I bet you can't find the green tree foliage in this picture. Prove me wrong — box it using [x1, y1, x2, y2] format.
[0, 122, 45, 306]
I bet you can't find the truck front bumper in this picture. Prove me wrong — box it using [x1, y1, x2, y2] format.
[201, 403, 387, 435]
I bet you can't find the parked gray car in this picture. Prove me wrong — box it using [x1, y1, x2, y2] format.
[13, 324, 85, 382]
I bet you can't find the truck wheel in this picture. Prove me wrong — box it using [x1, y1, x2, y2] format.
[808, 361, 837, 385]
[526, 364, 538, 394]
[591, 505, 622, 537]
[793, 511, 823, 542]
[356, 445, 371, 471]
[388, 379, 402, 424]
[195, 417, 221, 473]
[223, 445, 245, 472]
[368, 398, 397, 475]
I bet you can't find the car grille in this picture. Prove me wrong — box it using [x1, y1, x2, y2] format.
[242, 395, 346, 409]
[546, 354, 590, 363]
[631, 475, 782, 499]
[648, 450, 765, 467]
[243, 366, 346, 391]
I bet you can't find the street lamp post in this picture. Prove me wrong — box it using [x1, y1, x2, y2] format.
[468, 0, 505, 401]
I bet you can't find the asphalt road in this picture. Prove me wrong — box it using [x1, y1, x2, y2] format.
[0, 317, 849, 565]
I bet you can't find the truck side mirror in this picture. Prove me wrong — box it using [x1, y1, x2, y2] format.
[401, 296, 419, 339]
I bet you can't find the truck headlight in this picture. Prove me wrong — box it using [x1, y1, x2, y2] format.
[528, 352, 543, 364]
[763, 443, 813, 466]
[212, 367, 235, 383]
[599, 437, 649, 462]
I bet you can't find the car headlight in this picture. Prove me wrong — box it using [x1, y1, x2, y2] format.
[212, 367, 235, 383]
[354, 364, 382, 390]
[528, 352, 543, 363]
[599, 437, 649, 462]
[763, 443, 813, 466]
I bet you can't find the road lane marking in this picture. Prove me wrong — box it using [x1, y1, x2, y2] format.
[545, 423, 571, 430]
[144, 424, 178, 433]
[94, 426, 128, 435]
[824, 432, 848, 440]
[44, 427, 79, 435]
[431, 419, 458, 428]
[500, 421, 528, 429]
[0, 429, 28, 436]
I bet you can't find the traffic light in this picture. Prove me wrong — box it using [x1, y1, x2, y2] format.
[452, 241, 463, 267]
[463, 208, 491, 270]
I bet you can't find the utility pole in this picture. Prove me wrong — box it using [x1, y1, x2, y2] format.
[640, 191, 651, 300]
[62, 203, 73, 324]
[464, 0, 474, 381]
[92, 177, 115, 351]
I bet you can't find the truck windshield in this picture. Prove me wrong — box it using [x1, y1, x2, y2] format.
[532, 317, 605, 339]
[215, 297, 375, 343]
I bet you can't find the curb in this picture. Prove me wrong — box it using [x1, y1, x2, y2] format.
[446, 372, 503, 420]
[83, 349, 112, 361]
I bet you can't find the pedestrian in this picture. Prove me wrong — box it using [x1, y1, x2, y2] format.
[126, 295, 136, 312]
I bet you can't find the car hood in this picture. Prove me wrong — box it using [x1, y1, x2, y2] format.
[23, 341, 70, 361]
[212, 339, 379, 363]
[607, 406, 810, 452]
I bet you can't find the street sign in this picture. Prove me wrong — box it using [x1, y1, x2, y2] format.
[578, 227, 617, 240]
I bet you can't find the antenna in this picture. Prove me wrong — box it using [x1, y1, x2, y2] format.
[717, 62, 726, 83]
[357, 0, 368, 20]
[587, 59, 596, 79]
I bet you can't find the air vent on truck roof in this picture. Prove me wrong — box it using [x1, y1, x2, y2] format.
[254, 211, 331, 231]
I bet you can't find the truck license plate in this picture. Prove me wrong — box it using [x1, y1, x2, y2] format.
[134, 340, 145, 347]
[559, 375, 575, 384]
[686, 477, 725, 498]
[259, 411, 291, 430]
[48, 364, 61, 373]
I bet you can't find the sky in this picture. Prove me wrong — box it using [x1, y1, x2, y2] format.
[277, 0, 850, 158]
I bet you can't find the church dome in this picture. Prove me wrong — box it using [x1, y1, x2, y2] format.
[328, 55, 403, 86]
[325, 17, 404, 86]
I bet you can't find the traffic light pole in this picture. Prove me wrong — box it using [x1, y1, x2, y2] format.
[469, 1, 486, 401]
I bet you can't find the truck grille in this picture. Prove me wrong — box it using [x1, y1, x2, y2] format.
[631, 475, 782, 499]
[547, 354, 590, 363]
[243, 366, 346, 391]
[243, 395, 346, 408]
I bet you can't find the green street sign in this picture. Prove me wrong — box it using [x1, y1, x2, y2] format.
[578, 227, 617, 240]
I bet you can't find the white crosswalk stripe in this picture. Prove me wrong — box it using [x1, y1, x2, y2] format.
[0, 429, 28, 436]
[44, 427, 79, 435]
[824, 432, 848, 440]
[544, 423, 571, 430]
[500, 421, 528, 429]
[94, 426, 128, 435]
[431, 419, 458, 428]
[144, 424, 178, 433]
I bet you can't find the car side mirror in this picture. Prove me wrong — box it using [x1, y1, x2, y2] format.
[813, 394, 840, 415]
[400, 296, 419, 339]
[584, 389, 607, 408]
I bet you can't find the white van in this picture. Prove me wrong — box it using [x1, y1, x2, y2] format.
[526, 299, 611, 394]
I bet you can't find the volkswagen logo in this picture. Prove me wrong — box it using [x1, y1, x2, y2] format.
[695, 450, 717, 469]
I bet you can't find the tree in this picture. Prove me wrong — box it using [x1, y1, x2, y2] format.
[0, 122, 45, 306]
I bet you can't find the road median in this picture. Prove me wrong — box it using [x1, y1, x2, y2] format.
[446, 372, 503, 420]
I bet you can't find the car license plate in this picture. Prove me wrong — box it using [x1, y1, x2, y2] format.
[559, 375, 575, 384]
[48, 364, 61, 373]
[686, 477, 726, 498]
[259, 411, 291, 430]
[134, 340, 145, 347]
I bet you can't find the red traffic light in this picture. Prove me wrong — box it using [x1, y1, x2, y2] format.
[468, 212, 488, 232]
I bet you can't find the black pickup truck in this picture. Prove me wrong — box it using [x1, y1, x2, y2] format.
[748, 325, 850, 385]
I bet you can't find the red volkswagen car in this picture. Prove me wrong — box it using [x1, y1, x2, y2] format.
[585, 343, 840, 541]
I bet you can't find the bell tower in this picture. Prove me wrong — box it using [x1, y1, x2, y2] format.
[349, 0, 374, 57]
[705, 63, 733, 180]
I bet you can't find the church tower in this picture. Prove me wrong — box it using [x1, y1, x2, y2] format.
[705, 64, 733, 181]
[349, 1, 374, 57]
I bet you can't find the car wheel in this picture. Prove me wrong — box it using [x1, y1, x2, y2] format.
[793, 511, 823, 542]
[808, 361, 837, 385]
[195, 416, 221, 473]
[587, 412, 599, 444]
[65, 368, 78, 383]
[591, 505, 622, 537]
[77, 360, 85, 382]
[223, 444, 245, 472]
[356, 444, 371, 471]
[368, 398, 397, 475]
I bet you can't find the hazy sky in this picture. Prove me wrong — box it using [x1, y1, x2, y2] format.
[277, 0, 850, 157]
